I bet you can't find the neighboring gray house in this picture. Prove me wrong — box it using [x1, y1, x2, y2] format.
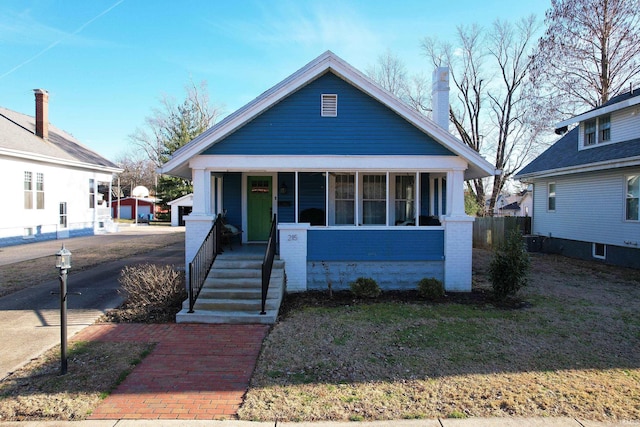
[516, 90, 640, 268]
[0, 89, 122, 246]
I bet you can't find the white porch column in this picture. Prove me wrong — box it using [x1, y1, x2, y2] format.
[185, 167, 215, 268]
[278, 223, 309, 292]
[443, 169, 474, 291]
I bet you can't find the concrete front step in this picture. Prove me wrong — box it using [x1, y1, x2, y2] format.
[177, 255, 285, 325]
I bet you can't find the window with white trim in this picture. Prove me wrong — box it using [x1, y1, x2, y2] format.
[599, 114, 611, 143]
[321, 94, 337, 117]
[583, 114, 611, 147]
[394, 175, 415, 225]
[36, 172, 44, 209]
[362, 174, 386, 225]
[626, 175, 639, 221]
[548, 182, 556, 211]
[593, 243, 606, 259]
[59, 202, 68, 228]
[331, 173, 354, 225]
[24, 171, 33, 209]
[89, 179, 95, 208]
[584, 119, 596, 146]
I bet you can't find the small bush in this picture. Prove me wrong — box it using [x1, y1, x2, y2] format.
[349, 277, 381, 298]
[417, 277, 445, 300]
[115, 264, 186, 322]
[489, 230, 530, 300]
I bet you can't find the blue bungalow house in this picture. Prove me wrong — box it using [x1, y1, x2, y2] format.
[160, 51, 497, 305]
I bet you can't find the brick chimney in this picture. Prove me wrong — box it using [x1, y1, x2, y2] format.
[431, 67, 450, 130]
[34, 89, 49, 140]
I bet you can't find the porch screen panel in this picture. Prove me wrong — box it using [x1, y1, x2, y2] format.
[298, 172, 326, 225]
[363, 174, 386, 225]
[335, 174, 354, 225]
[395, 175, 415, 224]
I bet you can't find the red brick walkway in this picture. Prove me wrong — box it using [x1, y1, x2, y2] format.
[73, 323, 269, 420]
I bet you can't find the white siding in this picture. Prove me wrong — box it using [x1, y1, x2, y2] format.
[0, 157, 114, 241]
[532, 168, 640, 247]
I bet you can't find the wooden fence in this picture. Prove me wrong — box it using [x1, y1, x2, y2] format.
[473, 216, 532, 249]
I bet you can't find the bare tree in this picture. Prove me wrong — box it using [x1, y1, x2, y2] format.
[130, 80, 224, 168]
[367, 50, 431, 114]
[423, 17, 543, 215]
[129, 80, 224, 206]
[531, 0, 640, 115]
[114, 150, 157, 197]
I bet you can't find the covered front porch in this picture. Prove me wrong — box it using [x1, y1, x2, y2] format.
[185, 167, 473, 292]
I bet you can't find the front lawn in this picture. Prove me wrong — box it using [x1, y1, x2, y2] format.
[240, 250, 640, 422]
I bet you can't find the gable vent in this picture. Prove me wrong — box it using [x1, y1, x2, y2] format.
[321, 94, 337, 117]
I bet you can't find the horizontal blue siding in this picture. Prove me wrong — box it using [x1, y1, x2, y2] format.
[307, 229, 444, 261]
[203, 72, 454, 156]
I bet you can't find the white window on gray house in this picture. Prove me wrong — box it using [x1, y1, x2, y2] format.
[584, 119, 596, 146]
[626, 175, 639, 221]
[321, 94, 337, 117]
[593, 243, 606, 259]
[333, 173, 354, 225]
[24, 171, 33, 209]
[89, 179, 95, 208]
[599, 114, 611, 143]
[394, 175, 415, 225]
[36, 172, 44, 209]
[362, 174, 386, 225]
[548, 182, 556, 211]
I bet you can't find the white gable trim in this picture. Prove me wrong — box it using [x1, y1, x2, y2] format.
[160, 51, 497, 181]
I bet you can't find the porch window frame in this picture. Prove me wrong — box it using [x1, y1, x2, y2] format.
[24, 171, 33, 210]
[360, 173, 387, 225]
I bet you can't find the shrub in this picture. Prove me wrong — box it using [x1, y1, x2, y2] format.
[417, 277, 445, 300]
[349, 277, 381, 298]
[488, 229, 530, 300]
[116, 264, 186, 322]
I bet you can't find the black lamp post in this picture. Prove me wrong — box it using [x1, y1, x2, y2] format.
[55, 245, 72, 375]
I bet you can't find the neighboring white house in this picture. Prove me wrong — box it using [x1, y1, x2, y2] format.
[160, 51, 498, 292]
[0, 89, 122, 246]
[167, 193, 193, 226]
[492, 188, 533, 217]
[516, 89, 640, 269]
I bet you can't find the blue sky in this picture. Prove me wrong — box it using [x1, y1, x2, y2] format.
[0, 0, 550, 162]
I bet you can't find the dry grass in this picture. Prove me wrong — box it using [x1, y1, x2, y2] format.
[0, 341, 154, 421]
[0, 231, 184, 297]
[240, 250, 640, 422]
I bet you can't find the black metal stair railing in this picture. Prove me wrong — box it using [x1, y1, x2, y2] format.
[261, 214, 277, 315]
[188, 214, 222, 313]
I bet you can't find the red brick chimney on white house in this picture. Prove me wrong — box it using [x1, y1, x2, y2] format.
[34, 89, 49, 140]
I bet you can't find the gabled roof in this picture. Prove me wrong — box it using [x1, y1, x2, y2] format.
[167, 193, 193, 206]
[160, 51, 497, 181]
[500, 201, 520, 211]
[0, 106, 121, 173]
[517, 90, 640, 180]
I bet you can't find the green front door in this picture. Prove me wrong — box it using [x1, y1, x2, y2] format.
[247, 176, 273, 241]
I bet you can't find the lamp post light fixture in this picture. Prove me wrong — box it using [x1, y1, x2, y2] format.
[55, 245, 72, 375]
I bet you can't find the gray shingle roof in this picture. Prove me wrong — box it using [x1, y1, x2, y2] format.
[0, 106, 119, 171]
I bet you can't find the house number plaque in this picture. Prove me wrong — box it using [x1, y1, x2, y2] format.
[288, 234, 298, 241]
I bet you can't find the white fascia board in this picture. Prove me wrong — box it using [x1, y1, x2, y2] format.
[189, 154, 469, 172]
[0, 147, 123, 174]
[556, 97, 640, 129]
[516, 156, 640, 181]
